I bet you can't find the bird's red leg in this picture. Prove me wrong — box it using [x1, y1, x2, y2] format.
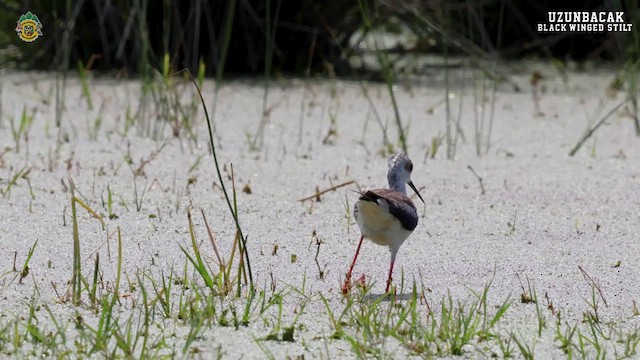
[342, 235, 364, 294]
[385, 252, 397, 294]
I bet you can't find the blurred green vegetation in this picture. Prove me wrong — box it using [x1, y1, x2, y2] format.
[0, 0, 638, 77]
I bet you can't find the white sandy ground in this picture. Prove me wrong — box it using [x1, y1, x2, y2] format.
[0, 65, 639, 358]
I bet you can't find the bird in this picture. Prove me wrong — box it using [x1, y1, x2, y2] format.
[343, 153, 425, 294]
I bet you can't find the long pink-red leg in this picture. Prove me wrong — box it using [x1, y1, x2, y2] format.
[342, 235, 365, 294]
[385, 251, 398, 293]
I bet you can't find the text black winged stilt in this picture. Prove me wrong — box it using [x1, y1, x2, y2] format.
[343, 153, 425, 294]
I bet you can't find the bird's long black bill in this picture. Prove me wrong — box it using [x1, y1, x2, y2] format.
[408, 181, 425, 204]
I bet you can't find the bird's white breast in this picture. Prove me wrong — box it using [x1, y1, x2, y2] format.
[354, 199, 412, 251]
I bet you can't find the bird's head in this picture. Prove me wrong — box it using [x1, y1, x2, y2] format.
[387, 153, 425, 204]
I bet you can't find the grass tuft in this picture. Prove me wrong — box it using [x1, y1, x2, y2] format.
[68, 178, 105, 305]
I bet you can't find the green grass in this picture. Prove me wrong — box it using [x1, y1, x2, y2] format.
[356, 0, 408, 154]
[183, 69, 255, 294]
[249, 0, 282, 151]
[210, 0, 237, 134]
[53, 0, 73, 131]
[1, 202, 639, 358]
[77, 60, 93, 110]
[69, 179, 105, 305]
[0, 177, 291, 357]
[8, 105, 34, 154]
[0, 166, 29, 198]
[1, 4, 639, 353]
[0, 86, 636, 359]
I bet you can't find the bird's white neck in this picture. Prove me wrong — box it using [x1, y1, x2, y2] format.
[387, 173, 407, 194]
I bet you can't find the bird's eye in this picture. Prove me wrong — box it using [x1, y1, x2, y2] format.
[406, 162, 413, 172]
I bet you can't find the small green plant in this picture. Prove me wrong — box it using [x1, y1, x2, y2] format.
[356, 0, 408, 153]
[507, 211, 517, 234]
[15, 240, 38, 285]
[8, 105, 34, 153]
[320, 293, 348, 340]
[0, 166, 29, 198]
[437, 291, 482, 355]
[123, 106, 135, 135]
[428, 134, 444, 159]
[511, 332, 535, 360]
[181, 69, 255, 293]
[579, 314, 608, 359]
[180, 210, 216, 291]
[617, 325, 640, 358]
[105, 184, 118, 219]
[78, 60, 93, 110]
[260, 291, 305, 342]
[132, 179, 148, 212]
[555, 319, 578, 356]
[474, 279, 512, 341]
[87, 115, 102, 141]
[68, 179, 105, 305]
[495, 334, 514, 358]
[569, 100, 625, 156]
[579, 265, 608, 324]
[250, 0, 282, 151]
[181, 205, 252, 299]
[210, 0, 237, 133]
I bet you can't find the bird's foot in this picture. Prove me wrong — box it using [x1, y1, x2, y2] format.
[341, 272, 352, 295]
[341, 282, 350, 295]
[385, 278, 396, 296]
[341, 273, 366, 295]
[385, 285, 397, 297]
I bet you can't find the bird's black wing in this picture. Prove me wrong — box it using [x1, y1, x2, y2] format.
[358, 190, 419, 231]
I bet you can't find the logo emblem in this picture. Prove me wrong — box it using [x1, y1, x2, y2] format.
[16, 11, 43, 42]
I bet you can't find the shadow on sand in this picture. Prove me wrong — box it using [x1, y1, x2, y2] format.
[363, 292, 415, 302]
